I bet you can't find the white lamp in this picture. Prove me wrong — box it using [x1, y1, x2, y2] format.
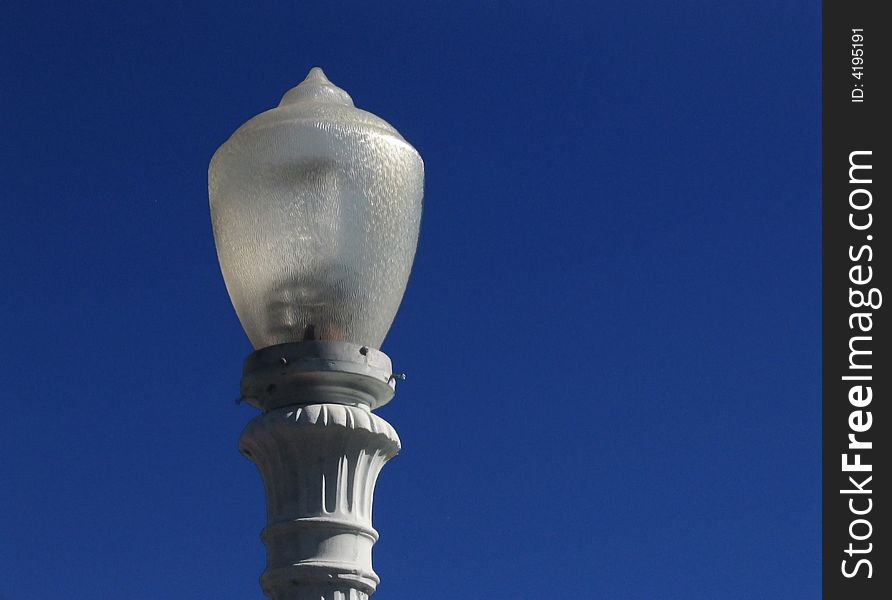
[210, 67, 423, 351]
[209, 68, 423, 599]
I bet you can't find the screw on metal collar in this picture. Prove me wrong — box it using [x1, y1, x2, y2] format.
[388, 373, 407, 384]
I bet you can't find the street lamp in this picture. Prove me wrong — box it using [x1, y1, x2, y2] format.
[209, 67, 423, 600]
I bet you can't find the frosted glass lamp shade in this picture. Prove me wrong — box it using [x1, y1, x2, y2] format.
[209, 68, 423, 350]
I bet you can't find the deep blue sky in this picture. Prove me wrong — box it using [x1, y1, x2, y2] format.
[1, 2, 820, 598]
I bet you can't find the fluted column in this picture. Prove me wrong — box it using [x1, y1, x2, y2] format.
[236, 341, 401, 600]
[240, 404, 399, 599]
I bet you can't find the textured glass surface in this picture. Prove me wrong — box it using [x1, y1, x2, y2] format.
[209, 68, 424, 350]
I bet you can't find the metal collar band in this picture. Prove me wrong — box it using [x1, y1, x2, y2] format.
[240, 340, 397, 411]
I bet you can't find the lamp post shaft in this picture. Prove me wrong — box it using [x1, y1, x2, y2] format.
[237, 342, 400, 600]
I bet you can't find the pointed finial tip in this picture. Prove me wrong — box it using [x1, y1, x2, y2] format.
[305, 66, 329, 82]
[279, 66, 354, 108]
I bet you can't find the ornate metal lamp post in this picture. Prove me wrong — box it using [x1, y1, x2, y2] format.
[208, 67, 423, 600]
